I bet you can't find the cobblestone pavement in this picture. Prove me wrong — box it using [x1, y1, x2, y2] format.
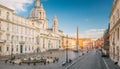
[65, 49, 120, 69]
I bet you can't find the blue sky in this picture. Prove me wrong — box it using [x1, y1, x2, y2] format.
[0, 0, 114, 38]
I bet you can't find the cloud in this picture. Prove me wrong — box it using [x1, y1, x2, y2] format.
[0, 0, 34, 12]
[68, 29, 105, 39]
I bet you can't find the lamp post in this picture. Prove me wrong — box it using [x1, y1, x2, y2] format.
[11, 41, 13, 60]
[76, 26, 79, 52]
[66, 35, 69, 63]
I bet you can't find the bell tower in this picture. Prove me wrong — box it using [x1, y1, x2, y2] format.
[52, 15, 58, 32]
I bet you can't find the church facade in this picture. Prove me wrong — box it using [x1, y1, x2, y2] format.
[0, 0, 63, 56]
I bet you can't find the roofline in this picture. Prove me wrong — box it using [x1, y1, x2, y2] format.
[109, 0, 118, 18]
[0, 4, 14, 12]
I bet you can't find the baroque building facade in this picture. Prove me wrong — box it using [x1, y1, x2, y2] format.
[62, 37, 94, 50]
[109, 0, 120, 66]
[0, 0, 63, 56]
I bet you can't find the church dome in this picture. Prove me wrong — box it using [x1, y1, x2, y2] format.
[28, 0, 46, 20]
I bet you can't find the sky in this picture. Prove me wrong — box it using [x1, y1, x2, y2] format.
[0, 0, 114, 39]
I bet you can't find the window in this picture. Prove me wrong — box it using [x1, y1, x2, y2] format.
[12, 47, 13, 52]
[7, 23, 9, 31]
[36, 36, 39, 44]
[59, 40, 61, 48]
[0, 21, 1, 30]
[16, 25, 18, 33]
[11, 35, 14, 41]
[21, 36, 23, 41]
[21, 27, 23, 34]
[29, 38, 31, 42]
[0, 46, 1, 52]
[6, 12, 9, 20]
[0, 34, 1, 40]
[43, 24, 44, 29]
[0, 10, 1, 16]
[16, 45, 18, 51]
[113, 15, 115, 24]
[6, 47, 9, 51]
[32, 38, 34, 42]
[25, 46, 27, 51]
[7, 35, 9, 40]
[12, 24, 14, 32]
[16, 36, 18, 41]
[118, 28, 119, 40]
[25, 37, 27, 41]
[40, 12, 41, 18]
[29, 46, 30, 51]
[32, 46, 34, 50]
[117, 10, 119, 18]
[43, 39, 45, 48]
[117, 9, 119, 19]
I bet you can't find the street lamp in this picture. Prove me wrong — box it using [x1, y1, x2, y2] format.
[11, 35, 13, 60]
[66, 34, 69, 63]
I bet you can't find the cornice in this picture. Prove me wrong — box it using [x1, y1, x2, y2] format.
[110, 18, 120, 33]
[0, 4, 14, 12]
[0, 18, 35, 30]
[109, 0, 119, 18]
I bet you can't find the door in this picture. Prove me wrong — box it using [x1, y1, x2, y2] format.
[117, 46, 119, 61]
[20, 45, 23, 53]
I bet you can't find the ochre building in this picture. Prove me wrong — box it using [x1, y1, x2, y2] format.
[62, 37, 95, 50]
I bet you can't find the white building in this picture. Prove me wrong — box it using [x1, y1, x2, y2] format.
[109, 0, 120, 66]
[0, 0, 63, 56]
